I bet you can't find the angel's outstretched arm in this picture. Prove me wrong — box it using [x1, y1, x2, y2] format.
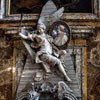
[19, 32, 29, 39]
[19, 27, 31, 40]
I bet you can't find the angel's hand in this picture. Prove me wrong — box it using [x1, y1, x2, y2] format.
[19, 32, 29, 39]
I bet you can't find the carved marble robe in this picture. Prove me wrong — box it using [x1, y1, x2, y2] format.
[30, 33, 52, 63]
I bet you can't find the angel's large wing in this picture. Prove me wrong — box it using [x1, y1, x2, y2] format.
[38, 0, 64, 31]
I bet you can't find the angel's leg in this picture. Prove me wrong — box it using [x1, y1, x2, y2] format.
[55, 59, 72, 82]
[41, 62, 51, 73]
[39, 54, 51, 73]
[40, 53, 71, 82]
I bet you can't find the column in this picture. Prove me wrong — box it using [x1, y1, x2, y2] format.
[0, 0, 5, 19]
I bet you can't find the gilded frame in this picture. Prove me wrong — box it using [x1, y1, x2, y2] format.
[5, 0, 99, 19]
[49, 21, 70, 49]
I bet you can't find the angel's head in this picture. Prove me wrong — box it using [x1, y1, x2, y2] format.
[37, 23, 46, 34]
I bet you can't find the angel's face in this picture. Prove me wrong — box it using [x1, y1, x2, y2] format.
[37, 26, 44, 34]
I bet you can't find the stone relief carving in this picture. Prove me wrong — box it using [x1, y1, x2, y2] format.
[19, 0, 71, 82]
[58, 81, 77, 100]
[49, 21, 70, 49]
[19, 23, 71, 82]
[16, 81, 77, 100]
[16, 0, 79, 100]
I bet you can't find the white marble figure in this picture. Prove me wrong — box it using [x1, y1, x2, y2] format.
[19, 24, 71, 82]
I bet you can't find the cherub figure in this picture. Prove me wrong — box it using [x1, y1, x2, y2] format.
[19, 23, 71, 82]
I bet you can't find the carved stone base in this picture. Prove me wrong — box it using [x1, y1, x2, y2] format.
[16, 92, 28, 100]
[16, 81, 77, 100]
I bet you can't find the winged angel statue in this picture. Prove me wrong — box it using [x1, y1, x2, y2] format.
[19, 0, 71, 82]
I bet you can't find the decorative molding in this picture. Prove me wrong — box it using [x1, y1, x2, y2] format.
[4, 26, 95, 36]
[3, 0, 100, 21]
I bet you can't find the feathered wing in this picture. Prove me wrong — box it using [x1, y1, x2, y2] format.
[38, 0, 64, 31]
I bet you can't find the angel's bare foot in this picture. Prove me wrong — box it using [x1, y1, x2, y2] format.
[67, 78, 72, 82]
[65, 77, 72, 82]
